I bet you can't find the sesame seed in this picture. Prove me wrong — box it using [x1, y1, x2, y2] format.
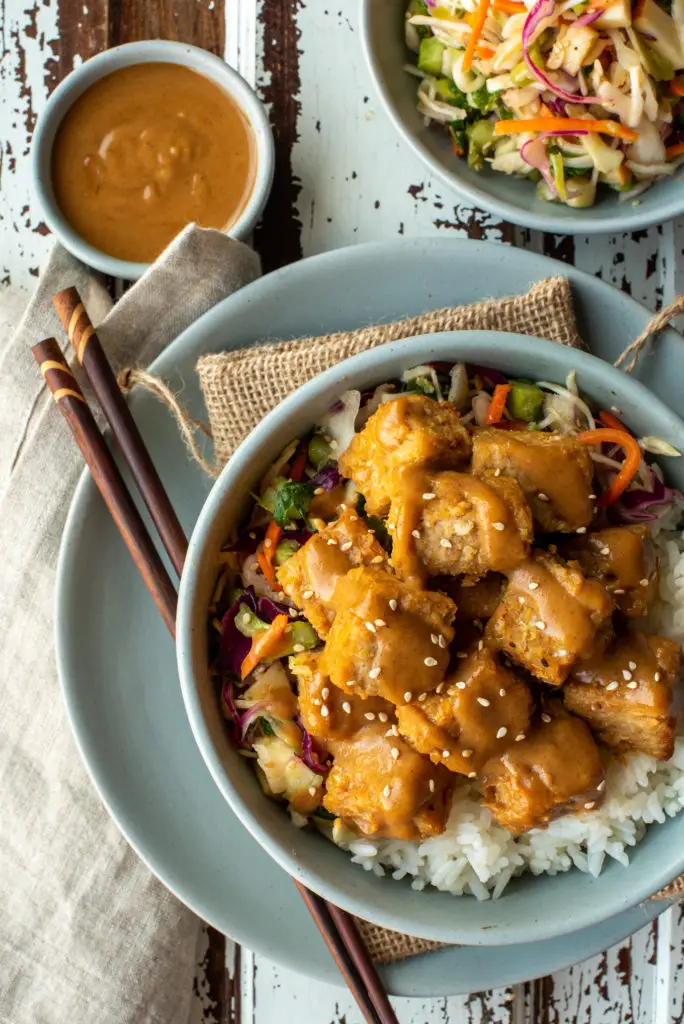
[302, 590, 314, 600]
[655, 672, 661, 682]
[375, 618, 386, 627]
[440, 537, 453, 549]
[535, 620, 546, 631]
[264, 538, 272, 549]
[515, 733, 526, 741]
[368, 667, 381, 680]
[528, 582, 539, 590]
[431, 633, 439, 645]
[404, 691, 412, 703]
[371, 554, 385, 564]
[309, 786, 317, 797]
[418, 692, 427, 702]
[457, 651, 468, 658]
[497, 726, 508, 739]
[344, 680, 356, 689]
[391, 747, 400, 760]
[293, 643, 305, 653]
[576, 527, 587, 534]
[622, 670, 632, 681]
[339, 503, 347, 511]
[640, 578, 649, 587]
[436, 682, 445, 694]
[321, 687, 330, 699]
[597, 780, 606, 791]
[342, 702, 351, 714]
[442, 749, 451, 758]
[389, 599, 398, 611]
[628, 661, 637, 671]
[378, 712, 388, 722]
[242, 612, 251, 624]
[248, 531, 256, 540]
[613, 588, 625, 594]
[313, 698, 321, 706]
[456, 681, 467, 690]
[429, 779, 435, 793]
[391, 724, 399, 736]
[321, 705, 329, 718]
[365, 712, 376, 721]
[340, 541, 353, 552]
[289, 607, 298, 618]
[584, 801, 596, 810]
[518, 596, 525, 604]
[538, 493, 549, 501]
[541, 713, 552, 723]
[477, 697, 491, 707]
[365, 621, 376, 634]
[478, 639, 484, 651]
[558, 649, 568, 657]
[627, 681, 638, 689]
[468, 771, 477, 779]
[589, 494, 597, 500]
[329, 440, 338, 450]
[411, 529, 421, 539]
[494, 468, 501, 476]
[424, 657, 438, 667]
[314, 487, 325, 495]
[462, 749, 473, 758]
[423, 492, 436, 500]
[499, 688, 506, 697]
[606, 681, 619, 691]
[493, 521, 505, 531]
[438, 635, 447, 649]
[383, 784, 391, 798]
[601, 547, 610, 556]
[327, 538, 338, 547]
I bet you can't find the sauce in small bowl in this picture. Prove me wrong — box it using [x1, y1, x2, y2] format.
[32, 42, 274, 278]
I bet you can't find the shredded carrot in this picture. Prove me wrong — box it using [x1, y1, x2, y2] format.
[463, 0, 491, 73]
[598, 410, 629, 433]
[485, 384, 511, 425]
[477, 44, 497, 58]
[257, 518, 284, 590]
[576, 428, 643, 507]
[289, 449, 308, 482]
[494, 117, 639, 142]
[666, 142, 684, 160]
[241, 614, 290, 680]
[670, 78, 684, 97]
[451, 134, 465, 157]
[492, 0, 526, 11]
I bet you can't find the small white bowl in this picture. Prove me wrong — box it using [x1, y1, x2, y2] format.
[31, 41, 275, 280]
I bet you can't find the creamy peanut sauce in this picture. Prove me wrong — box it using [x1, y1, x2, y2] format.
[51, 63, 257, 263]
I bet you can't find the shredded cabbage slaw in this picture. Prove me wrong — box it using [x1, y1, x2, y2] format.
[405, 0, 684, 206]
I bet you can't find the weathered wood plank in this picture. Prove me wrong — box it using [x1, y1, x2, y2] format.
[107, 0, 225, 53]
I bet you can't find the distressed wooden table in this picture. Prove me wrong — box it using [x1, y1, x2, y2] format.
[4, 0, 684, 1020]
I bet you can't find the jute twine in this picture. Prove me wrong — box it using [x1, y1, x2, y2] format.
[119, 277, 684, 963]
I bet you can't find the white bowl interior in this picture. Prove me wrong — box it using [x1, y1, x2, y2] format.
[178, 330, 684, 945]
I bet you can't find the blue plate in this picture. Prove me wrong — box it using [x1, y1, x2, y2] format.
[55, 238, 681, 996]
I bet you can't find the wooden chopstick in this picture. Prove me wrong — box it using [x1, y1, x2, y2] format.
[34, 333, 399, 1024]
[52, 287, 188, 578]
[32, 339, 178, 634]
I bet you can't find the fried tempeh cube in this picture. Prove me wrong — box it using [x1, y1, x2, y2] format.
[338, 394, 471, 516]
[292, 650, 395, 744]
[485, 551, 614, 685]
[564, 631, 681, 760]
[396, 645, 533, 775]
[472, 429, 594, 532]
[277, 508, 390, 637]
[388, 469, 532, 582]
[556, 524, 658, 619]
[323, 722, 454, 840]
[481, 708, 605, 833]
[321, 566, 456, 705]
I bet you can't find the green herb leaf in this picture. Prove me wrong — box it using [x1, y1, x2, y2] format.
[273, 479, 315, 527]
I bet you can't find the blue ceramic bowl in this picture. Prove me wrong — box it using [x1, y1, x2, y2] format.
[177, 331, 684, 945]
[360, 0, 684, 235]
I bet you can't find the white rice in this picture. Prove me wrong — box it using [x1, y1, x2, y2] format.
[341, 524, 684, 899]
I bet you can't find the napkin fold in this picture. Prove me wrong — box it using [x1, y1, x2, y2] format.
[0, 226, 260, 1024]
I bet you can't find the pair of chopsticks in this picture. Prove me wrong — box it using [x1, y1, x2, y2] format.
[35, 288, 399, 1024]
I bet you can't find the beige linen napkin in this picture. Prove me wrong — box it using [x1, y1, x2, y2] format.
[0, 225, 260, 1024]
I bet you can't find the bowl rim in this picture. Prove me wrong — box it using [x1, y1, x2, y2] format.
[177, 328, 684, 945]
[31, 40, 275, 280]
[358, 0, 684, 235]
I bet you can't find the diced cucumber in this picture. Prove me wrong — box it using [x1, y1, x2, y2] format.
[308, 433, 333, 470]
[275, 539, 300, 566]
[466, 119, 495, 170]
[418, 36, 446, 75]
[278, 620, 319, 656]
[508, 380, 545, 422]
[510, 61, 534, 86]
[435, 76, 468, 107]
[549, 152, 567, 202]
[235, 605, 269, 638]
